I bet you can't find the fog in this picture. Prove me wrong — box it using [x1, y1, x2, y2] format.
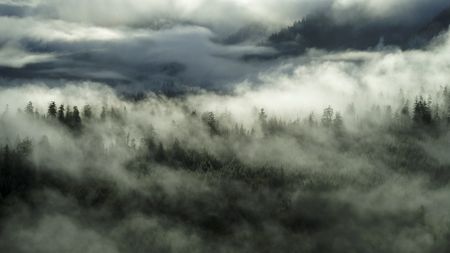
[1, 1, 450, 252]
[0, 0, 449, 89]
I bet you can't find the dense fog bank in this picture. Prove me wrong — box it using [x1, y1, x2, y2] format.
[1, 77, 450, 252]
[1, 1, 450, 251]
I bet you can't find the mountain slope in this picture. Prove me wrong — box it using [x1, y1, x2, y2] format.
[268, 14, 414, 55]
[412, 6, 450, 46]
[267, 6, 450, 56]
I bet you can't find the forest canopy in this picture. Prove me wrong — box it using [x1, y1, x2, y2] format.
[1, 82, 450, 252]
[1, 0, 450, 252]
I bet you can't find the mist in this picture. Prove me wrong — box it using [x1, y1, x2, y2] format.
[2, 1, 450, 252]
[1, 0, 450, 90]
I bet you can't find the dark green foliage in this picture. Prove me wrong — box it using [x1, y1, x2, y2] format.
[4, 91, 450, 253]
[57, 104, 65, 122]
[266, 117, 286, 134]
[202, 111, 219, 135]
[47, 101, 57, 119]
[0, 140, 35, 198]
[72, 106, 82, 130]
[65, 105, 72, 124]
[413, 96, 433, 125]
[444, 87, 450, 125]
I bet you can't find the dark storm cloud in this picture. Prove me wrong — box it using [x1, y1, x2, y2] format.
[0, 18, 275, 91]
[10, 0, 449, 31]
[0, 0, 449, 91]
[0, 3, 31, 17]
[1, 1, 450, 253]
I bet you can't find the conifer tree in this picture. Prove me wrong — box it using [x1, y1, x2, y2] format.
[258, 108, 268, 134]
[83, 105, 93, 120]
[57, 104, 65, 122]
[413, 96, 433, 126]
[203, 112, 219, 135]
[65, 106, 73, 126]
[47, 101, 57, 119]
[259, 108, 268, 123]
[72, 106, 82, 130]
[25, 101, 34, 115]
[321, 106, 334, 128]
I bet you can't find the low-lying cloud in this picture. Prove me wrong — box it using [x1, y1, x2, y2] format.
[0, 0, 449, 91]
[1, 3, 450, 252]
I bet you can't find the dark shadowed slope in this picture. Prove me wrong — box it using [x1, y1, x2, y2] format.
[268, 6, 450, 56]
[268, 14, 414, 54]
[412, 6, 450, 46]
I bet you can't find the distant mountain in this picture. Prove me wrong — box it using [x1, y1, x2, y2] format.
[267, 6, 450, 56]
[411, 6, 450, 46]
[268, 14, 414, 55]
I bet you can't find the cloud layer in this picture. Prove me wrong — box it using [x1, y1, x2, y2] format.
[1, 1, 450, 252]
[0, 0, 449, 91]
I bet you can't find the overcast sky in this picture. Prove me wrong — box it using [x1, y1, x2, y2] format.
[0, 0, 449, 91]
[2, 3, 450, 252]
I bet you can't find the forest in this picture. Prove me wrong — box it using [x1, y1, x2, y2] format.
[2, 1, 450, 252]
[1, 85, 450, 253]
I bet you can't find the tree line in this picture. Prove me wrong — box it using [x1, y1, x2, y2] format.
[6, 87, 450, 137]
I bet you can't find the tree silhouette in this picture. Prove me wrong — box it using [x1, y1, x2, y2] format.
[25, 101, 34, 115]
[57, 104, 65, 122]
[321, 106, 334, 128]
[72, 106, 82, 130]
[203, 112, 219, 135]
[47, 101, 57, 119]
[259, 108, 268, 123]
[65, 106, 73, 126]
[258, 108, 268, 134]
[413, 96, 432, 126]
[83, 105, 93, 120]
